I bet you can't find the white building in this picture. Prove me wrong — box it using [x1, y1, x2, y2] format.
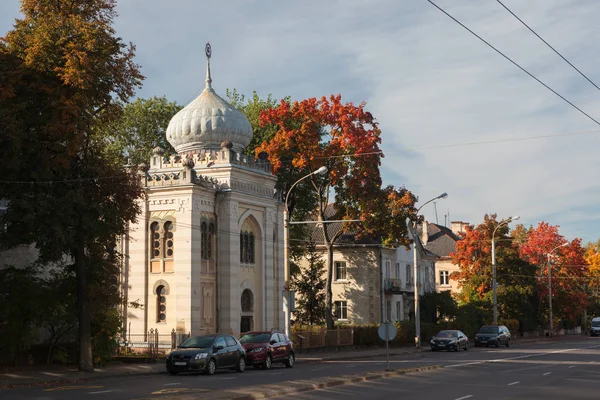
[121, 48, 284, 337]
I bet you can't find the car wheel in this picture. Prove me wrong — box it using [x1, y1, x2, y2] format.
[236, 357, 246, 373]
[506, 339, 510, 348]
[496, 341, 500, 348]
[464, 342, 469, 351]
[263, 354, 272, 370]
[284, 352, 295, 368]
[205, 359, 217, 375]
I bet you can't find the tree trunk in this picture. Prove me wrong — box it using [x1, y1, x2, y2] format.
[325, 243, 334, 329]
[75, 240, 94, 372]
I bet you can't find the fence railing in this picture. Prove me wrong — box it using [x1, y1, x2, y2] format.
[293, 327, 354, 350]
[118, 329, 191, 360]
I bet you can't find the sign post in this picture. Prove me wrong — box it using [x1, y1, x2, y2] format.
[378, 322, 397, 371]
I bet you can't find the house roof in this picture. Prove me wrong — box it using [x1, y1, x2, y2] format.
[417, 222, 462, 258]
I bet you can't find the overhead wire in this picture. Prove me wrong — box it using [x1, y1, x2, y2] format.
[425, 0, 600, 127]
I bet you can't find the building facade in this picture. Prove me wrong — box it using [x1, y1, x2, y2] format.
[121, 49, 284, 338]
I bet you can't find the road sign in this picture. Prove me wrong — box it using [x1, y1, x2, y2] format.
[378, 322, 397, 341]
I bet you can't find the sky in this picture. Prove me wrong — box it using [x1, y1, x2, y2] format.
[1, 0, 599, 243]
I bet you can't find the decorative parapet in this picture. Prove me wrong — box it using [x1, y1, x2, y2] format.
[149, 148, 271, 174]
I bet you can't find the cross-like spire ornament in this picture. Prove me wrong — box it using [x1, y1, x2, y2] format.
[205, 42, 212, 89]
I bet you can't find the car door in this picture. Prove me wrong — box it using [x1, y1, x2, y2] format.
[226, 336, 240, 364]
[458, 331, 467, 348]
[213, 336, 229, 367]
[278, 333, 292, 358]
[270, 333, 282, 360]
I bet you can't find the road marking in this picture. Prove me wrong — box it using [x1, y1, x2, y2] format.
[543, 372, 551, 376]
[507, 381, 520, 386]
[163, 383, 181, 386]
[220, 377, 236, 380]
[89, 390, 113, 395]
[345, 365, 357, 368]
[569, 365, 576, 369]
[455, 396, 473, 400]
[44, 386, 103, 392]
[311, 368, 322, 371]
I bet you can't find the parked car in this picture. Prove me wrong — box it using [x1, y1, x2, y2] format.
[590, 317, 600, 336]
[166, 334, 246, 375]
[430, 330, 469, 352]
[474, 325, 511, 347]
[239, 331, 295, 369]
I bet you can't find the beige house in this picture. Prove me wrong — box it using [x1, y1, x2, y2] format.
[418, 220, 468, 294]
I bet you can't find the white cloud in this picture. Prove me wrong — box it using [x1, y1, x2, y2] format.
[1, 0, 598, 242]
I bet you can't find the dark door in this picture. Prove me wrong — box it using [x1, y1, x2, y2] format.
[213, 336, 229, 367]
[240, 317, 252, 334]
[225, 336, 239, 365]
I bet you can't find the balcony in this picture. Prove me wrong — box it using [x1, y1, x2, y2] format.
[384, 278, 403, 294]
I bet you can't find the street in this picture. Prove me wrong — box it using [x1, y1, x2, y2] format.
[2, 337, 599, 399]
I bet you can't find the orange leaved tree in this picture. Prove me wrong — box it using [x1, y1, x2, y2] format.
[257, 95, 416, 328]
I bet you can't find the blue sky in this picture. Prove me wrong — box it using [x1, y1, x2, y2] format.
[1, 0, 599, 243]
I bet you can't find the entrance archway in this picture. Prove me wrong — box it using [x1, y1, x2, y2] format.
[241, 289, 254, 333]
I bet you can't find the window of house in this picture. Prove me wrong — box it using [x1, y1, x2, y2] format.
[151, 222, 162, 259]
[334, 261, 347, 281]
[396, 301, 402, 321]
[395, 263, 401, 279]
[164, 221, 174, 258]
[157, 285, 167, 322]
[440, 270, 449, 286]
[201, 222, 208, 259]
[386, 300, 392, 321]
[334, 301, 348, 320]
[385, 260, 391, 279]
[240, 230, 255, 264]
[208, 223, 214, 259]
[406, 264, 412, 286]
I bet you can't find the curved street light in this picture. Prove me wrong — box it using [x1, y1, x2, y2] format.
[547, 242, 568, 338]
[283, 166, 328, 337]
[410, 192, 448, 348]
[491, 215, 520, 325]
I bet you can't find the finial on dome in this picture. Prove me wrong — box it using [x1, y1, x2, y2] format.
[205, 42, 212, 90]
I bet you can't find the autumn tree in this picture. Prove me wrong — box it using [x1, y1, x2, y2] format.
[1, 0, 143, 371]
[518, 222, 589, 324]
[584, 240, 600, 318]
[257, 95, 417, 329]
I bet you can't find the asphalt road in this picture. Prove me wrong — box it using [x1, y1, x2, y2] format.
[272, 337, 600, 400]
[4, 337, 599, 400]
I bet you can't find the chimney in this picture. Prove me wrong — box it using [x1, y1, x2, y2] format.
[421, 220, 429, 245]
[451, 221, 469, 236]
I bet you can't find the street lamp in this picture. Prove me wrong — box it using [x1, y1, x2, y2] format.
[547, 242, 568, 338]
[491, 215, 520, 325]
[411, 192, 447, 348]
[283, 166, 328, 338]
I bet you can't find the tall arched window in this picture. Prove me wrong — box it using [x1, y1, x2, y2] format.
[201, 222, 208, 259]
[248, 233, 255, 264]
[164, 221, 174, 258]
[157, 285, 167, 322]
[151, 222, 162, 259]
[241, 289, 254, 312]
[208, 223, 215, 259]
[240, 230, 255, 264]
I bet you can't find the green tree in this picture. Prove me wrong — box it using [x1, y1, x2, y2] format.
[1, 0, 144, 372]
[290, 243, 327, 326]
[420, 291, 458, 324]
[102, 96, 181, 165]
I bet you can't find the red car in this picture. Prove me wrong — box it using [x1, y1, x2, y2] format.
[239, 331, 295, 370]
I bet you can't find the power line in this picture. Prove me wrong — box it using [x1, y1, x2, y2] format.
[495, 0, 600, 92]
[425, 0, 600, 127]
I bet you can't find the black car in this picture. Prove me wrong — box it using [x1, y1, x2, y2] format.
[430, 330, 469, 351]
[474, 325, 511, 347]
[166, 334, 246, 375]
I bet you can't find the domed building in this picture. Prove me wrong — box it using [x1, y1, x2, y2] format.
[122, 45, 284, 338]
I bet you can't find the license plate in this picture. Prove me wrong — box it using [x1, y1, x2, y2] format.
[438, 344, 445, 347]
[174, 362, 187, 366]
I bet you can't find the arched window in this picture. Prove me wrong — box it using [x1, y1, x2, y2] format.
[201, 222, 208, 259]
[248, 233, 255, 264]
[151, 222, 162, 259]
[164, 221, 174, 258]
[239, 231, 256, 264]
[157, 285, 167, 322]
[241, 289, 254, 312]
[239, 232, 244, 262]
[208, 223, 215, 259]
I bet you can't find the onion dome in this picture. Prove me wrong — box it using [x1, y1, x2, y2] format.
[166, 43, 253, 154]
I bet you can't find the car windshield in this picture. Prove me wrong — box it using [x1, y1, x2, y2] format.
[479, 326, 499, 334]
[239, 333, 271, 344]
[436, 331, 457, 338]
[592, 321, 600, 327]
[178, 336, 215, 348]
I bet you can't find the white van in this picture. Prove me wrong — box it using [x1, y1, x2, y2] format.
[591, 317, 600, 337]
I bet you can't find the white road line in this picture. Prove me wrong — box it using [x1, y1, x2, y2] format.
[455, 396, 473, 400]
[568, 365, 576, 369]
[89, 390, 113, 395]
[311, 368, 322, 371]
[543, 372, 551, 376]
[220, 377, 236, 380]
[345, 365, 357, 368]
[507, 381, 520, 386]
[163, 383, 181, 386]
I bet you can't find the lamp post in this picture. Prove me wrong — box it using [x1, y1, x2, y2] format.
[547, 242, 568, 338]
[411, 192, 447, 348]
[283, 166, 328, 338]
[491, 215, 519, 325]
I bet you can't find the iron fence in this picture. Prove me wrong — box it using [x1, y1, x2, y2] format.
[117, 329, 191, 360]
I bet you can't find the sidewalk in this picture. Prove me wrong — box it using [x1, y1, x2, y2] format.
[0, 335, 565, 390]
